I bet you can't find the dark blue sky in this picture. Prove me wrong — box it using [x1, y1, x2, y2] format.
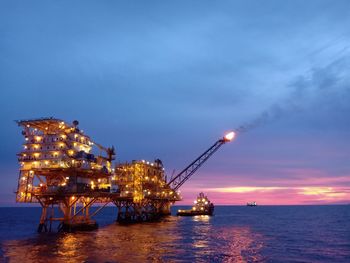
[1, 1, 350, 205]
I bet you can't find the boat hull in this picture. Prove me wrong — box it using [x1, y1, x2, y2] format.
[177, 210, 214, 216]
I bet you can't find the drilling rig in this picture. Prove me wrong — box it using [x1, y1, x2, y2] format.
[15, 117, 235, 232]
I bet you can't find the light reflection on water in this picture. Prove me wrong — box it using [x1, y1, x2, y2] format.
[191, 215, 264, 262]
[2, 216, 264, 262]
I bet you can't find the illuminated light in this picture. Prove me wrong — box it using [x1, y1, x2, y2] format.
[201, 207, 204, 211]
[170, 191, 173, 194]
[146, 161, 149, 164]
[72, 160, 75, 164]
[205, 201, 208, 205]
[34, 153, 40, 158]
[24, 145, 27, 149]
[28, 184, 31, 187]
[224, 131, 235, 142]
[73, 143, 77, 146]
[68, 150, 74, 155]
[34, 145, 39, 149]
[21, 177, 26, 181]
[151, 163, 154, 166]
[65, 177, 69, 180]
[71, 196, 75, 200]
[148, 191, 151, 195]
[35, 136, 41, 142]
[125, 191, 129, 194]
[25, 137, 29, 141]
[61, 182, 66, 186]
[194, 200, 197, 204]
[74, 134, 78, 138]
[192, 207, 196, 211]
[44, 161, 49, 165]
[26, 124, 30, 128]
[202, 199, 205, 202]
[98, 179, 101, 183]
[23, 154, 27, 157]
[45, 127, 48, 130]
[145, 176, 149, 180]
[39, 183, 43, 187]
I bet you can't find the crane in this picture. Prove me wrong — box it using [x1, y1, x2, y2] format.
[168, 131, 235, 191]
[92, 141, 116, 162]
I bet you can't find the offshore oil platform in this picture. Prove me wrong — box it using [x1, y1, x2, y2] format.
[15, 117, 235, 232]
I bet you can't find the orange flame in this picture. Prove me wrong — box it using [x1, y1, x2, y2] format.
[224, 131, 235, 141]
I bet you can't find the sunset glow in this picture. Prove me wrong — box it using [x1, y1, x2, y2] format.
[197, 186, 350, 205]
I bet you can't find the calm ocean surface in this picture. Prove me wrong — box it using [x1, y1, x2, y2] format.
[0, 206, 349, 262]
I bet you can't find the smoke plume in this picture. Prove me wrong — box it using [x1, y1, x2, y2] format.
[235, 55, 350, 134]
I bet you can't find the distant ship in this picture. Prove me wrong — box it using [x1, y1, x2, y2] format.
[247, 201, 257, 206]
[177, 192, 214, 216]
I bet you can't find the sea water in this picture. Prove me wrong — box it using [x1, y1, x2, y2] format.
[0, 205, 349, 262]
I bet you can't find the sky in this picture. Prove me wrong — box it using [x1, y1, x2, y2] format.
[0, 0, 350, 205]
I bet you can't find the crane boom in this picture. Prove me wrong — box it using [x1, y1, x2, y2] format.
[168, 131, 235, 191]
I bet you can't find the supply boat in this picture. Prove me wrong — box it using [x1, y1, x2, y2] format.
[177, 192, 214, 216]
